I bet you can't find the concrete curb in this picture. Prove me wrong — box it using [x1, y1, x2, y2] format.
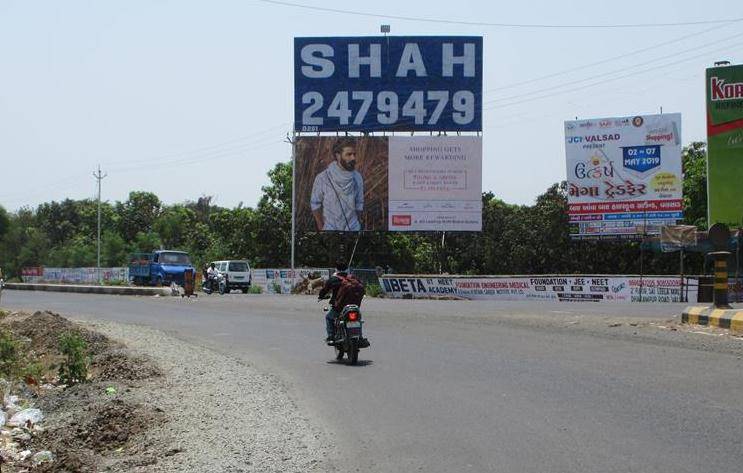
[3, 282, 172, 297]
[682, 306, 743, 333]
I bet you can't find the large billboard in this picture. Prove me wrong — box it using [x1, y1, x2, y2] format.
[565, 113, 683, 239]
[294, 36, 483, 132]
[706, 64, 743, 228]
[294, 136, 482, 232]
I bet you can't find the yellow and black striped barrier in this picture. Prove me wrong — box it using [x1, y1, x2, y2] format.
[682, 306, 743, 333]
[710, 251, 732, 309]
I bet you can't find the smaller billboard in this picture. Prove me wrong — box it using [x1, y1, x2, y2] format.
[706, 64, 743, 228]
[565, 113, 683, 239]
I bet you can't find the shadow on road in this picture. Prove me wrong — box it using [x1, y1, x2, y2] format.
[326, 359, 374, 367]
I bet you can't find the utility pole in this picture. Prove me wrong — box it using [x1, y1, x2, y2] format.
[93, 165, 107, 285]
[285, 132, 296, 274]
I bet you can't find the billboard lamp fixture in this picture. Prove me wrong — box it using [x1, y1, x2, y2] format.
[714, 60, 731, 66]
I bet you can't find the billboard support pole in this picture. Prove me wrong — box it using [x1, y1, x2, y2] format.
[289, 131, 296, 273]
[679, 247, 685, 303]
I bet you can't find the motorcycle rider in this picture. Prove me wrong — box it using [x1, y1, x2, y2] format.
[206, 263, 220, 292]
[318, 260, 352, 342]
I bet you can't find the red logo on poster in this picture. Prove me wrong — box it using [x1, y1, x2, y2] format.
[392, 215, 412, 226]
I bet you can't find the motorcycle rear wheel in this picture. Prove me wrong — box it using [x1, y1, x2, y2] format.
[348, 340, 359, 365]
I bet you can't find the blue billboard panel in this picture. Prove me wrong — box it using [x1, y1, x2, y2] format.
[294, 36, 483, 132]
[622, 145, 662, 173]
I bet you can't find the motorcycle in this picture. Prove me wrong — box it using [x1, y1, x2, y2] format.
[202, 272, 227, 295]
[325, 303, 370, 365]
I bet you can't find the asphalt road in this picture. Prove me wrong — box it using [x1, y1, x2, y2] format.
[4, 291, 743, 473]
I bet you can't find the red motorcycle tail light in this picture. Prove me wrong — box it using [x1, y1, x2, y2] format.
[347, 311, 359, 321]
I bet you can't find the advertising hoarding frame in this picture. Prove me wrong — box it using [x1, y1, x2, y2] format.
[292, 34, 484, 270]
[565, 113, 683, 240]
[705, 64, 743, 229]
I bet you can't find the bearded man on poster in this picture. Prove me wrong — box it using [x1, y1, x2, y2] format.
[310, 138, 364, 231]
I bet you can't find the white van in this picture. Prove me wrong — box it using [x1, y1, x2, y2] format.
[211, 260, 252, 293]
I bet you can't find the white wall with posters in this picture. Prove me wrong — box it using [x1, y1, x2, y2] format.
[380, 275, 696, 303]
[565, 114, 683, 239]
[389, 136, 482, 231]
[252, 268, 330, 294]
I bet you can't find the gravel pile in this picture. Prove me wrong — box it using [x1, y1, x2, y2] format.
[86, 321, 335, 473]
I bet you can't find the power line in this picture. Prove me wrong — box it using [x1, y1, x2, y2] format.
[484, 21, 742, 94]
[100, 122, 290, 168]
[484, 39, 743, 110]
[485, 31, 743, 105]
[255, 0, 743, 28]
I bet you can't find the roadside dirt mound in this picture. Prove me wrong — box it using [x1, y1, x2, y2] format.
[32, 399, 163, 472]
[9, 310, 115, 356]
[1, 311, 167, 472]
[92, 349, 163, 381]
[83, 399, 162, 452]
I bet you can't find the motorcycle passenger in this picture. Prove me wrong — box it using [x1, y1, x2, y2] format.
[318, 260, 361, 342]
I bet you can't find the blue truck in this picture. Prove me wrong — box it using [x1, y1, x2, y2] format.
[128, 250, 195, 286]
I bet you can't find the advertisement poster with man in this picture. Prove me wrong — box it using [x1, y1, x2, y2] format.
[565, 113, 683, 239]
[295, 136, 389, 232]
[294, 136, 482, 232]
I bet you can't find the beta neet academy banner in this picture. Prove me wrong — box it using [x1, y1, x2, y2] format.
[706, 64, 743, 228]
[565, 114, 683, 239]
[294, 36, 483, 132]
[380, 275, 696, 303]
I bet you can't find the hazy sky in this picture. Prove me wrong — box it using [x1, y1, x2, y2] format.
[1, 0, 742, 211]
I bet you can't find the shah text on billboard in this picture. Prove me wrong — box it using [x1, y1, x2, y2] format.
[294, 36, 483, 132]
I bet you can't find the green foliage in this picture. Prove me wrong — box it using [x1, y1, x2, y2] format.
[0, 329, 21, 380]
[0, 142, 720, 279]
[248, 285, 262, 294]
[22, 361, 44, 382]
[682, 141, 708, 228]
[366, 283, 383, 298]
[0, 205, 9, 241]
[117, 191, 162, 241]
[47, 236, 96, 267]
[58, 332, 88, 385]
[101, 230, 128, 266]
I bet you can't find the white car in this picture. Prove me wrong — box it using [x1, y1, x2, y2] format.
[210, 260, 252, 293]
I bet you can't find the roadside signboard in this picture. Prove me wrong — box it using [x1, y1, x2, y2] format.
[565, 113, 683, 239]
[706, 64, 743, 228]
[380, 274, 695, 303]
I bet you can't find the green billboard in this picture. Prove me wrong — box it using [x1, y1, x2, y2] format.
[706, 64, 743, 228]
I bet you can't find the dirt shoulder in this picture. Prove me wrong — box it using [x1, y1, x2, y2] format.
[0, 311, 334, 472]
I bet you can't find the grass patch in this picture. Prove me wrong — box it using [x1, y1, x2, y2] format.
[0, 329, 22, 380]
[58, 332, 89, 385]
[365, 283, 384, 298]
[248, 285, 263, 294]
